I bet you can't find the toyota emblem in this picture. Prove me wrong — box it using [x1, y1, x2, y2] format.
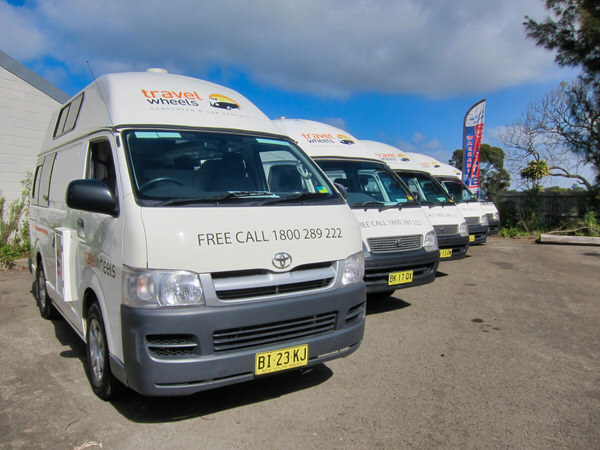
[272, 252, 292, 269]
[395, 239, 403, 247]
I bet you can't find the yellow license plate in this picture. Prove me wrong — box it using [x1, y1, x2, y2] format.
[440, 248, 453, 258]
[469, 234, 475, 242]
[388, 270, 414, 286]
[255, 344, 308, 375]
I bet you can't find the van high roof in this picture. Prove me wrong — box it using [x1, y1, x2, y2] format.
[361, 140, 425, 171]
[42, 70, 283, 150]
[273, 118, 381, 162]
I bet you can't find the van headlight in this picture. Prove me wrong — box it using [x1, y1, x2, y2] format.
[342, 251, 365, 286]
[480, 214, 489, 226]
[424, 230, 438, 252]
[493, 211, 500, 221]
[123, 267, 204, 307]
[459, 221, 469, 237]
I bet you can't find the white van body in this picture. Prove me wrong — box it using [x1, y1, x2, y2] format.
[431, 164, 501, 235]
[29, 71, 366, 398]
[361, 141, 470, 260]
[403, 153, 490, 244]
[273, 118, 439, 296]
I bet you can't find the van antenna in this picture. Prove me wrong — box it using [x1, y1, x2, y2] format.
[86, 60, 115, 128]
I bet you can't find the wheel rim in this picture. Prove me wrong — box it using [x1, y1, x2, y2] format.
[37, 269, 47, 309]
[88, 318, 105, 384]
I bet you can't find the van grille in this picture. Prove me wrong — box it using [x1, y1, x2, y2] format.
[213, 312, 337, 353]
[146, 334, 198, 358]
[434, 224, 458, 236]
[346, 302, 365, 325]
[465, 216, 480, 225]
[486, 213, 495, 221]
[216, 278, 332, 300]
[367, 235, 422, 253]
[211, 262, 336, 301]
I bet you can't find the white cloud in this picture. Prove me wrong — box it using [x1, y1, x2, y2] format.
[2, 0, 559, 98]
[0, 2, 47, 60]
[321, 117, 349, 131]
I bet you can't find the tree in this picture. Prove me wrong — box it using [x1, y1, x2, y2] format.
[524, 0, 600, 78]
[500, 83, 595, 190]
[450, 143, 511, 194]
[523, 0, 600, 184]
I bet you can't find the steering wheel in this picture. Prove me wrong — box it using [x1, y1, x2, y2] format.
[139, 177, 184, 190]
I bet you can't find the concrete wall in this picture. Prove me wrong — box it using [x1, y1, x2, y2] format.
[0, 65, 64, 205]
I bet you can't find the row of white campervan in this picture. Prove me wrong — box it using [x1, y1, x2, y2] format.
[27, 70, 497, 399]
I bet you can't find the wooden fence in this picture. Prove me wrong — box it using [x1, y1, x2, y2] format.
[496, 191, 597, 227]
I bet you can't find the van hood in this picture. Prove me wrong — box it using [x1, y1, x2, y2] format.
[352, 207, 433, 240]
[420, 205, 464, 226]
[140, 205, 361, 273]
[455, 201, 485, 218]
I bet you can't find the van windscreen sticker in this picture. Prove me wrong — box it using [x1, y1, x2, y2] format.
[198, 227, 343, 247]
[134, 131, 182, 139]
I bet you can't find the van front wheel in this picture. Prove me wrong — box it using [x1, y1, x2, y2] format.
[36, 264, 58, 320]
[86, 302, 123, 400]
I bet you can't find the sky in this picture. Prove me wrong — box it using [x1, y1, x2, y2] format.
[1, 0, 592, 188]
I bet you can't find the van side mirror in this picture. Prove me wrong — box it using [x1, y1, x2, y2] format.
[334, 182, 348, 201]
[411, 191, 421, 203]
[66, 179, 119, 217]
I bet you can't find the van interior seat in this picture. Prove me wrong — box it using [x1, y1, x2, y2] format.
[193, 152, 254, 191]
[269, 165, 303, 192]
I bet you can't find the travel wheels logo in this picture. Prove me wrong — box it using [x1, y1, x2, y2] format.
[337, 135, 355, 145]
[209, 94, 240, 110]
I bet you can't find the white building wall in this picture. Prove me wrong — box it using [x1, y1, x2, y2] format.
[0, 66, 62, 204]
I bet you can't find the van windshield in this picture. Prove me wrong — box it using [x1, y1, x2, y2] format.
[316, 159, 417, 208]
[123, 130, 339, 206]
[397, 171, 452, 205]
[438, 177, 478, 202]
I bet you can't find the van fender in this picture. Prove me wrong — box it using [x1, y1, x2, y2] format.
[31, 237, 43, 271]
[80, 267, 115, 351]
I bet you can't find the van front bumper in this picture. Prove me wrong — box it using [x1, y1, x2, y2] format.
[118, 283, 366, 396]
[438, 234, 470, 260]
[488, 219, 500, 235]
[364, 249, 439, 293]
[468, 224, 489, 245]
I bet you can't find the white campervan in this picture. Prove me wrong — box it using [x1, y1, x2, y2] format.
[361, 141, 470, 260]
[437, 165, 501, 235]
[273, 118, 439, 298]
[29, 70, 366, 399]
[407, 153, 490, 244]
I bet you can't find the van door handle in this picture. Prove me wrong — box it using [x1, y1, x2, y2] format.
[77, 218, 85, 229]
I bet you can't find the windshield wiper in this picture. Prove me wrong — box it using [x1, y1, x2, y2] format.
[350, 201, 386, 211]
[380, 202, 406, 211]
[154, 191, 276, 206]
[260, 192, 330, 205]
[351, 201, 416, 212]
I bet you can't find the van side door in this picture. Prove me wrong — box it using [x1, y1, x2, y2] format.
[69, 135, 124, 342]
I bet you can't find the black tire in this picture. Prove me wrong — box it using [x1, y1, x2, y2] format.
[35, 263, 58, 320]
[86, 302, 123, 400]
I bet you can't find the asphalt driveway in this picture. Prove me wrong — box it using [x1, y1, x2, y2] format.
[1, 237, 599, 449]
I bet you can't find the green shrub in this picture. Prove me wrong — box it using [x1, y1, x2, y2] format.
[0, 174, 31, 268]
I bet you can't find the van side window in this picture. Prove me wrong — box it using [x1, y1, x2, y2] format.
[31, 164, 42, 207]
[53, 93, 84, 138]
[87, 140, 117, 197]
[30, 155, 56, 207]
